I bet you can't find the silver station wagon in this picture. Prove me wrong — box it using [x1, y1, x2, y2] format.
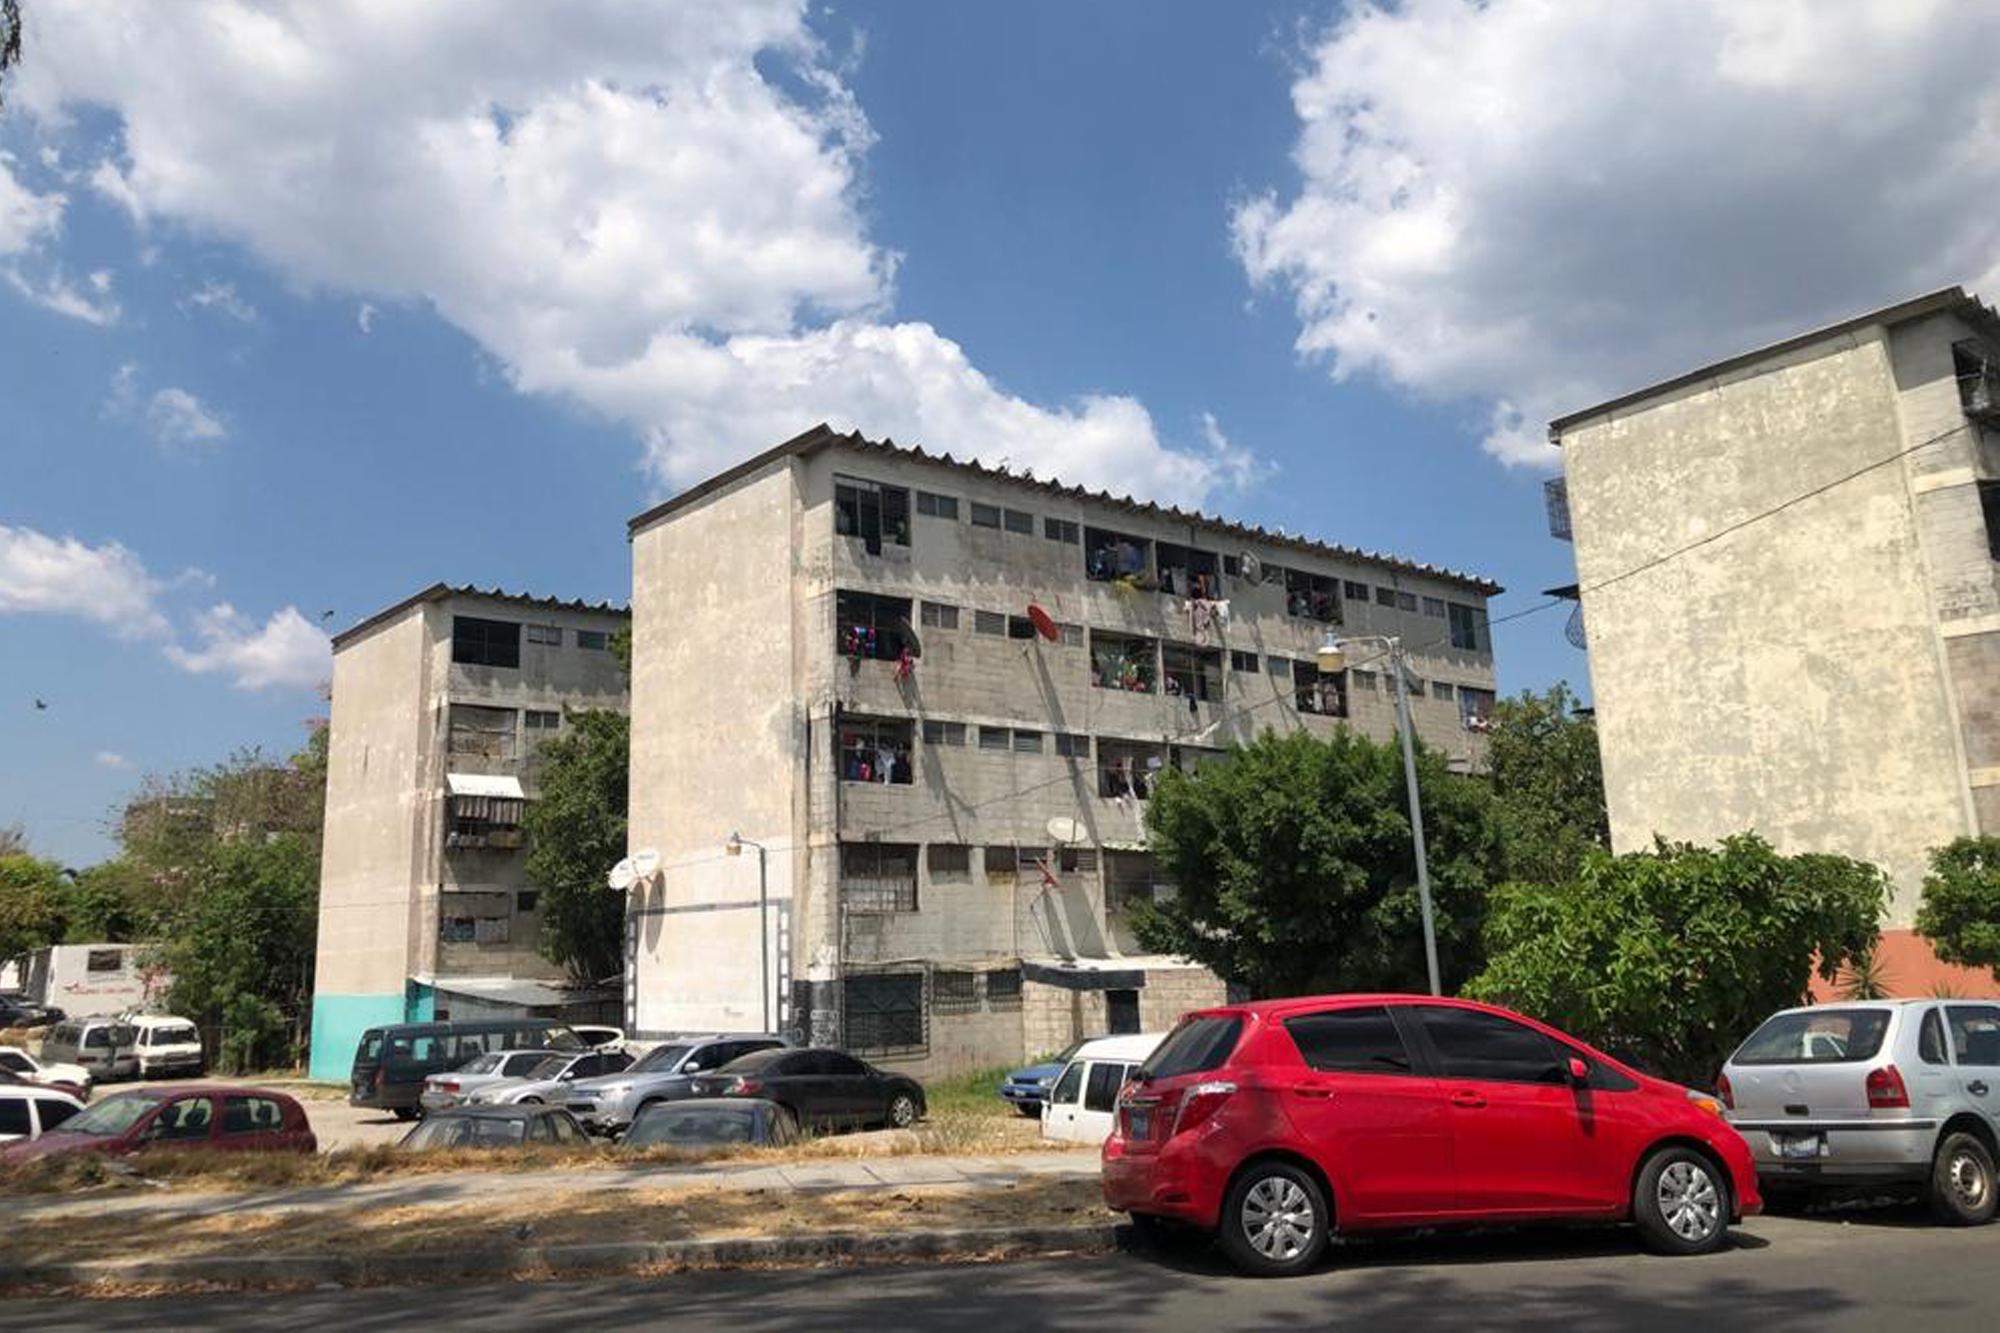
[1720, 999, 2000, 1223]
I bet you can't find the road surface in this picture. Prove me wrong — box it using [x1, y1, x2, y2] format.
[9, 1205, 1996, 1331]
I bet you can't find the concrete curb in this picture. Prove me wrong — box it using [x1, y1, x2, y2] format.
[0, 1222, 1122, 1292]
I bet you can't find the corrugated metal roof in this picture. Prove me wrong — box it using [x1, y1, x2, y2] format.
[332, 582, 628, 650]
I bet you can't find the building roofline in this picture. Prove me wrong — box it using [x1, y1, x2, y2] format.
[1548, 285, 1998, 439]
[331, 583, 628, 650]
[628, 424, 1503, 595]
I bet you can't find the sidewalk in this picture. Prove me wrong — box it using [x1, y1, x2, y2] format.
[8, 1149, 1100, 1225]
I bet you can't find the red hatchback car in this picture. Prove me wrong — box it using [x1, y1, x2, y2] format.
[1102, 995, 1760, 1275]
[0, 1086, 317, 1163]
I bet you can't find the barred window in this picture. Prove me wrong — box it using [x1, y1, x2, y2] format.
[974, 609, 1006, 636]
[1044, 517, 1081, 544]
[923, 719, 966, 747]
[1054, 733, 1090, 758]
[987, 968, 1023, 1009]
[1375, 586, 1397, 607]
[920, 601, 959, 630]
[1422, 596, 1447, 618]
[840, 842, 918, 913]
[1230, 650, 1259, 673]
[1059, 622, 1085, 647]
[916, 490, 959, 520]
[525, 623, 562, 646]
[927, 844, 971, 878]
[1003, 508, 1036, 535]
[1012, 729, 1043, 754]
[844, 972, 925, 1054]
[970, 501, 1002, 529]
[1058, 846, 1098, 874]
[978, 726, 1011, 751]
[933, 969, 979, 1015]
[1343, 580, 1369, 601]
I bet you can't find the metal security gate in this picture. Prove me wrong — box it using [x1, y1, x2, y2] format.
[843, 971, 926, 1057]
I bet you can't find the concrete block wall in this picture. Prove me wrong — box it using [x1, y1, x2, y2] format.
[1138, 966, 1230, 1033]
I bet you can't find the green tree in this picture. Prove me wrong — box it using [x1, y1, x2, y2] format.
[1466, 835, 1888, 1085]
[523, 709, 629, 985]
[58, 860, 147, 943]
[1486, 682, 1609, 885]
[1915, 836, 2000, 981]
[0, 850, 67, 969]
[1132, 728, 1503, 998]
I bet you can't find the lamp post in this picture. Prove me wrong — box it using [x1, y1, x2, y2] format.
[1317, 632, 1442, 997]
[725, 832, 772, 1032]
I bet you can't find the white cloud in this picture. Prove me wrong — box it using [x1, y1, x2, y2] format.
[94, 751, 130, 770]
[2, 265, 120, 324]
[103, 361, 140, 417]
[1235, 0, 2000, 467]
[165, 604, 330, 692]
[0, 523, 167, 637]
[355, 301, 375, 333]
[9, 0, 1248, 505]
[146, 386, 228, 448]
[184, 279, 256, 322]
[0, 152, 65, 254]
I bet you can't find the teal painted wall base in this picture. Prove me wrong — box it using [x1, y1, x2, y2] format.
[308, 992, 410, 1082]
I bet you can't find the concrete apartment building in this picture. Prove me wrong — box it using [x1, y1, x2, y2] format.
[308, 584, 629, 1079]
[1548, 286, 2000, 990]
[625, 425, 1501, 1077]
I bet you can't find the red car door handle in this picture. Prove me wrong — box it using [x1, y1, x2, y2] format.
[1291, 1081, 1335, 1099]
[1450, 1090, 1487, 1109]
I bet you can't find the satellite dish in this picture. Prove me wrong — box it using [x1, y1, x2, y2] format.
[606, 858, 637, 891]
[1240, 552, 1262, 582]
[1026, 603, 1060, 642]
[632, 848, 662, 878]
[1045, 816, 1085, 846]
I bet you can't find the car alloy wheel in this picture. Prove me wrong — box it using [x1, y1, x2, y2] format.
[1656, 1161, 1721, 1244]
[888, 1093, 918, 1128]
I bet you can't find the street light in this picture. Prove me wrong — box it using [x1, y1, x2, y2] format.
[1317, 631, 1442, 997]
[725, 832, 772, 1032]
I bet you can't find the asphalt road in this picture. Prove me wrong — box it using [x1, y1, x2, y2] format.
[9, 1206, 1997, 1331]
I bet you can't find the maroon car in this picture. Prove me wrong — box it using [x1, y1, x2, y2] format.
[0, 1086, 317, 1163]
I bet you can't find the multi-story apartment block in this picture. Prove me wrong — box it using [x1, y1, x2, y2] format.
[625, 426, 1502, 1077]
[308, 584, 629, 1079]
[1548, 286, 2000, 993]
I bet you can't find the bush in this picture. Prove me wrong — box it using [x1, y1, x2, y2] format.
[1915, 836, 2000, 980]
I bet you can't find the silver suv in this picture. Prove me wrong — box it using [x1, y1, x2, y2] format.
[548, 1034, 786, 1136]
[1721, 1000, 2000, 1223]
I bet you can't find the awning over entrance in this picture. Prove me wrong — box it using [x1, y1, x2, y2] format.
[445, 772, 526, 799]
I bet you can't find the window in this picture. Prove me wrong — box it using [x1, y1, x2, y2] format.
[1374, 586, 1397, 607]
[1460, 687, 1496, 732]
[1162, 644, 1222, 702]
[836, 590, 919, 662]
[0, 1052, 27, 1073]
[845, 972, 925, 1053]
[452, 616, 521, 669]
[1091, 631, 1156, 693]
[1012, 729, 1044, 754]
[1059, 622, 1085, 647]
[576, 629, 610, 652]
[839, 716, 914, 784]
[1284, 1007, 1414, 1075]
[447, 704, 518, 760]
[525, 623, 562, 646]
[1416, 1007, 1565, 1084]
[1260, 561, 1286, 586]
[1422, 596, 1447, 618]
[450, 792, 524, 840]
[833, 476, 911, 554]
[987, 968, 1023, 1008]
[1396, 591, 1419, 612]
[1054, 733, 1090, 758]
[1156, 542, 1221, 599]
[1008, 614, 1039, 640]
[1920, 1008, 1949, 1065]
[1734, 1009, 1892, 1064]
[1084, 1062, 1131, 1113]
[923, 719, 966, 747]
[0, 1100, 29, 1137]
[1050, 1061, 1083, 1106]
[920, 601, 959, 630]
[978, 726, 1011, 752]
[1343, 580, 1369, 601]
[1266, 656, 1291, 679]
[916, 490, 959, 521]
[1222, 554, 1242, 578]
[1084, 527, 1152, 584]
[1141, 1017, 1243, 1079]
[1003, 508, 1036, 535]
[973, 609, 1006, 636]
[1058, 846, 1098, 874]
[970, 501, 1002, 529]
[1981, 482, 2000, 562]
[933, 969, 979, 1015]
[86, 949, 124, 975]
[1285, 569, 1342, 623]
[222, 1096, 285, 1135]
[1294, 661, 1347, 717]
[35, 1098, 79, 1133]
[986, 845, 1036, 878]
[524, 709, 561, 732]
[927, 844, 971, 879]
[150, 1097, 216, 1142]
[1947, 1005, 2000, 1066]
[1230, 650, 1260, 673]
[1433, 681, 1456, 702]
[1448, 602, 1491, 652]
[1098, 739, 1160, 799]
[1351, 668, 1378, 692]
[516, 890, 540, 913]
[839, 842, 918, 913]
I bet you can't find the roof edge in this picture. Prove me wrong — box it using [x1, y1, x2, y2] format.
[332, 583, 627, 650]
[626, 422, 838, 537]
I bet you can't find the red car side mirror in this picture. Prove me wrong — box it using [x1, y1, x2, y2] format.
[1567, 1057, 1590, 1086]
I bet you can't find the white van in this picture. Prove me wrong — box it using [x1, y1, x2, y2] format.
[130, 1015, 205, 1078]
[38, 1018, 139, 1081]
[0, 1086, 86, 1143]
[1041, 1033, 1164, 1144]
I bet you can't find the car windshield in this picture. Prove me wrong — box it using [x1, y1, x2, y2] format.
[59, 1095, 157, 1137]
[543, 1026, 584, 1052]
[625, 1107, 758, 1147]
[403, 1115, 527, 1149]
[1734, 1009, 1892, 1065]
[154, 1025, 197, 1043]
[1050, 1039, 1088, 1066]
[458, 1053, 503, 1075]
[524, 1055, 570, 1080]
[1139, 1016, 1244, 1080]
[630, 1044, 694, 1074]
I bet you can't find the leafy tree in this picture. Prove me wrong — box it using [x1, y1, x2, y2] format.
[58, 861, 147, 943]
[1486, 683, 1608, 885]
[1465, 835, 1889, 1086]
[523, 709, 629, 985]
[1132, 728, 1503, 998]
[0, 2, 20, 111]
[0, 851, 67, 969]
[1915, 836, 2000, 981]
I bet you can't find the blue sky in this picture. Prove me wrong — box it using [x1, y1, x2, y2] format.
[3, 1, 1995, 867]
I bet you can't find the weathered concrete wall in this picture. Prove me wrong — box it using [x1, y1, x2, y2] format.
[1563, 322, 1977, 922]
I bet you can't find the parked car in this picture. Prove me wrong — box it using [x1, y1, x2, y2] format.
[572, 1025, 627, 1051]
[421, 1048, 581, 1113]
[1000, 1038, 1096, 1117]
[551, 1034, 786, 1136]
[38, 1018, 139, 1082]
[623, 1097, 798, 1150]
[1042, 1034, 1164, 1144]
[1720, 999, 2000, 1224]
[1102, 995, 1760, 1276]
[466, 1048, 635, 1106]
[0, 1085, 85, 1143]
[687, 1047, 926, 1132]
[0, 1086, 317, 1163]
[349, 1019, 584, 1119]
[398, 1103, 591, 1151]
[128, 1015, 205, 1079]
[0, 1045, 93, 1099]
[0, 995, 65, 1030]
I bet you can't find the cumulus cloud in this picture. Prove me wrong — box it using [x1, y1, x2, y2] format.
[95, 751, 130, 770]
[183, 279, 256, 322]
[0, 152, 65, 254]
[165, 604, 330, 692]
[146, 387, 228, 448]
[1235, 0, 2000, 466]
[355, 302, 375, 334]
[9, 0, 1248, 504]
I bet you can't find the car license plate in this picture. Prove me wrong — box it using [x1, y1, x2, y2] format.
[1772, 1132, 1826, 1161]
[1128, 1110, 1150, 1139]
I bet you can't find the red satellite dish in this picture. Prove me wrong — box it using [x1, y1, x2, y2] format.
[1027, 603, 1060, 641]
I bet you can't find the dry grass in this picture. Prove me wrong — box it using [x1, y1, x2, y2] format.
[2, 1175, 1113, 1268]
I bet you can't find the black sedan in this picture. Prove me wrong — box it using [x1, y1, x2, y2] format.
[0, 996, 64, 1029]
[397, 1103, 592, 1150]
[688, 1048, 925, 1132]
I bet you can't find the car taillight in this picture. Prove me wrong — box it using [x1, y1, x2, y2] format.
[1716, 1073, 1734, 1110]
[1866, 1064, 1909, 1109]
[1171, 1080, 1237, 1135]
[731, 1077, 763, 1095]
[435, 1080, 459, 1093]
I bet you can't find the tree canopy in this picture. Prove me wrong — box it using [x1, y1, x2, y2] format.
[522, 708, 629, 985]
[1131, 728, 1503, 998]
[1485, 682, 1608, 886]
[1915, 836, 2000, 981]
